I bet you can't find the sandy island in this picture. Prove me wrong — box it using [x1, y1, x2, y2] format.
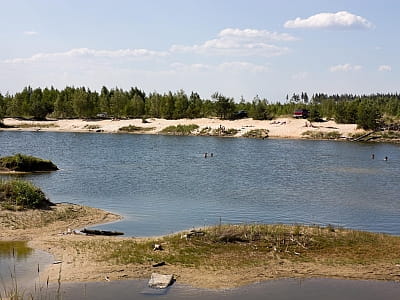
[1, 117, 363, 140]
[1, 204, 400, 289]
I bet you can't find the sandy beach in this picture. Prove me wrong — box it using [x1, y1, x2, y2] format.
[1, 205, 400, 289]
[1, 117, 363, 139]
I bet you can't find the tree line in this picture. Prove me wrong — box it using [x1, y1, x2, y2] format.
[0, 86, 399, 130]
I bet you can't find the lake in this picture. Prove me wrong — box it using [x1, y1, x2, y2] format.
[1, 131, 399, 236]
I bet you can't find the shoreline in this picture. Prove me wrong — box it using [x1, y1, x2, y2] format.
[1, 117, 364, 140]
[1, 204, 400, 289]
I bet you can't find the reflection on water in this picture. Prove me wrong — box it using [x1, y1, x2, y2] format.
[0, 241, 53, 289]
[1, 132, 400, 236]
[47, 278, 400, 300]
[0, 241, 33, 260]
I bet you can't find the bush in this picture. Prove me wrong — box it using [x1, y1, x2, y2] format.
[118, 125, 154, 132]
[302, 131, 341, 140]
[242, 129, 269, 139]
[0, 179, 53, 210]
[161, 124, 199, 135]
[0, 154, 58, 172]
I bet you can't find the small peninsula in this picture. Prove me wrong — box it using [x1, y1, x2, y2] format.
[0, 153, 58, 174]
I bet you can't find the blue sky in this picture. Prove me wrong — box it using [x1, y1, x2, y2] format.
[0, 0, 398, 101]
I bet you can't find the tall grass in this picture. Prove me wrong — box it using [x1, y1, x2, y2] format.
[160, 124, 199, 135]
[0, 179, 53, 210]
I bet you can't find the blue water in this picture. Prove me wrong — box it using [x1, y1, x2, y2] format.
[1, 131, 399, 236]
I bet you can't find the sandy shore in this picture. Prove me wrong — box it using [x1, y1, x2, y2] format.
[1, 117, 363, 139]
[2, 205, 400, 289]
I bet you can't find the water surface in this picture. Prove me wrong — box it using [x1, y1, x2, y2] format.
[47, 278, 400, 300]
[1, 131, 399, 236]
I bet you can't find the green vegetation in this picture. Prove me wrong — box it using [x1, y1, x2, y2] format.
[212, 128, 238, 136]
[0, 153, 58, 172]
[83, 124, 100, 130]
[0, 179, 53, 210]
[302, 130, 341, 140]
[118, 125, 155, 132]
[160, 124, 199, 135]
[242, 129, 269, 139]
[15, 122, 59, 128]
[2, 86, 400, 132]
[68, 224, 400, 269]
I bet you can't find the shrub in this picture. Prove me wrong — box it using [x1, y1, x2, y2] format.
[302, 131, 341, 140]
[0, 179, 53, 210]
[161, 124, 199, 135]
[0, 154, 58, 172]
[242, 129, 269, 139]
[118, 125, 154, 132]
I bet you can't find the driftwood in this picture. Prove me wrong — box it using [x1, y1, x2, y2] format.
[82, 228, 124, 236]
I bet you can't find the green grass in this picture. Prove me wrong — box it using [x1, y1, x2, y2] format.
[67, 224, 400, 269]
[242, 129, 269, 139]
[160, 124, 199, 135]
[211, 128, 238, 136]
[0, 154, 58, 172]
[0, 179, 53, 210]
[302, 130, 341, 140]
[118, 125, 155, 132]
[16, 123, 59, 128]
[83, 124, 101, 130]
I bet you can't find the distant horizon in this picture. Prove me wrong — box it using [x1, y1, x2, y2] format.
[1, 1, 399, 101]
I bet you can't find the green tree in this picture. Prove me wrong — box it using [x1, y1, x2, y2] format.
[160, 91, 175, 119]
[249, 96, 270, 120]
[174, 90, 189, 119]
[54, 88, 75, 118]
[212, 92, 235, 119]
[0, 93, 4, 122]
[186, 92, 203, 118]
[357, 101, 381, 130]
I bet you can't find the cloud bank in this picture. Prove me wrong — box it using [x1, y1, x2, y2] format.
[378, 65, 392, 72]
[285, 11, 374, 29]
[330, 63, 362, 72]
[171, 28, 295, 57]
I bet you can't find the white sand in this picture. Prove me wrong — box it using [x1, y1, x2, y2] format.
[2, 117, 363, 139]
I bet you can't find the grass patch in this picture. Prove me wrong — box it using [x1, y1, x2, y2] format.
[242, 129, 269, 139]
[381, 130, 400, 139]
[118, 125, 155, 132]
[160, 124, 199, 135]
[83, 124, 101, 130]
[211, 128, 238, 136]
[0, 204, 101, 229]
[302, 130, 341, 140]
[0, 179, 53, 210]
[16, 123, 59, 128]
[67, 224, 400, 270]
[0, 153, 58, 172]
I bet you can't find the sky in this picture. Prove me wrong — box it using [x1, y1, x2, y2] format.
[0, 0, 399, 102]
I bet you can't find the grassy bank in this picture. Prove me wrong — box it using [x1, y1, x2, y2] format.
[0, 154, 58, 173]
[68, 224, 400, 268]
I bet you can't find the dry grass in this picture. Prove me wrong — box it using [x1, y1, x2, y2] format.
[0, 204, 103, 230]
[64, 224, 400, 270]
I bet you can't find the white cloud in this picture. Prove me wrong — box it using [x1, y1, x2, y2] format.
[330, 64, 362, 72]
[171, 28, 294, 57]
[378, 65, 392, 72]
[292, 72, 309, 80]
[218, 61, 268, 72]
[24, 31, 38, 35]
[284, 11, 374, 29]
[218, 28, 297, 41]
[170, 61, 268, 73]
[4, 47, 168, 64]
